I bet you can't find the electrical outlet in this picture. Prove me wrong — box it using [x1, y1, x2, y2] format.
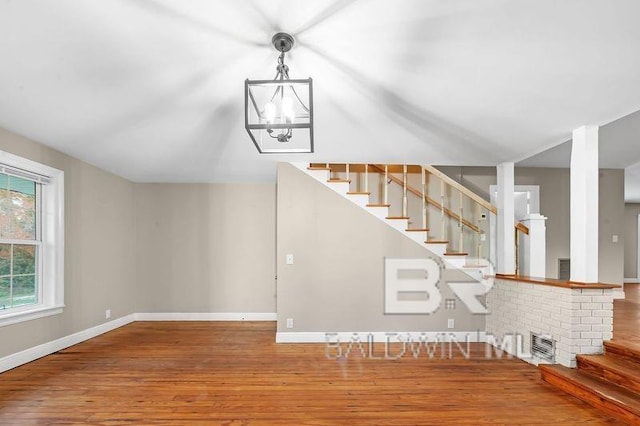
[105, 309, 111, 319]
[612, 235, 618, 243]
[286, 318, 294, 329]
[286, 254, 294, 265]
[447, 318, 455, 329]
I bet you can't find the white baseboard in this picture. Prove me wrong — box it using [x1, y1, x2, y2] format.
[0, 312, 276, 373]
[134, 312, 277, 321]
[276, 331, 487, 343]
[0, 314, 135, 373]
[624, 278, 639, 283]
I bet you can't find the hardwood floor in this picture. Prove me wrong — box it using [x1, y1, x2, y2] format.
[0, 321, 627, 425]
[614, 283, 640, 343]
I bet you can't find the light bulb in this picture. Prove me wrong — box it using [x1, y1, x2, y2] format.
[281, 97, 295, 123]
[264, 102, 276, 123]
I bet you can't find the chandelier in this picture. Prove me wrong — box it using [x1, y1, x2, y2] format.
[245, 33, 314, 153]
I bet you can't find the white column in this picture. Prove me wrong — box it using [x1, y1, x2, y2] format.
[497, 162, 515, 274]
[520, 214, 547, 277]
[570, 125, 599, 283]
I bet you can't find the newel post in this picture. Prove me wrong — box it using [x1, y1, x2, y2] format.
[520, 214, 547, 277]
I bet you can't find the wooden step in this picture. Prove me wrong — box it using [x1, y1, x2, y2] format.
[425, 239, 449, 244]
[367, 203, 390, 207]
[605, 340, 640, 364]
[386, 216, 409, 220]
[540, 364, 640, 424]
[328, 179, 351, 183]
[347, 191, 371, 195]
[307, 166, 330, 171]
[405, 228, 429, 232]
[577, 354, 640, 394]
[444, 252, 468, 256]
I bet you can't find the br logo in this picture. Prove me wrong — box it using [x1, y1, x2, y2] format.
[384, 258, 494, 315]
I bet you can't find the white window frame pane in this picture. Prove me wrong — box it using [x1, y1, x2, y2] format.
[0, 150, 64, 327]
[0, 241, 40, 309]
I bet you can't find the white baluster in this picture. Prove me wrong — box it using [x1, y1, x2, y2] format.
[364, 164, 368, 193]
[384, 165, 388, 205]
[402, 164, 408, 218]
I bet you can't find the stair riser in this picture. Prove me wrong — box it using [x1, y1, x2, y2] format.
[459, 269, 484, 281]
[347, 194, 370, 207]
[385, 220, 409, 232]
[305, 169, 330, 182]
[605, 342, 640, 364]
[540, 369, 640, 424]
[364, 207, 389, 220]
[424, 244, 447, 256]
[443, 257, 467, 269]
[327, 181, 350, 194]
[406, 232, 427, 244]
[577, 358, 640, 394]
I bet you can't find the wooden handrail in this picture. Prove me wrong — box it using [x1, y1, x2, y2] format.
[422, 165, 498, 215]
[515, 222, 530, 235]
[369, 164, 482, 233]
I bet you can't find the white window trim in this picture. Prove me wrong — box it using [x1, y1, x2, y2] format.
[0, 150, 64, 327]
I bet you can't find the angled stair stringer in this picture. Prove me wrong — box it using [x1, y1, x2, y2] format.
[290, 162, 488, 276]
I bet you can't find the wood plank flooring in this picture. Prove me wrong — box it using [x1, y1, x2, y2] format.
[614, 283, 640, 343]
[0, 320, 628, 425]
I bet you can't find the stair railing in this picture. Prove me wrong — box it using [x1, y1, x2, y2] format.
[312, 163, 530, 265]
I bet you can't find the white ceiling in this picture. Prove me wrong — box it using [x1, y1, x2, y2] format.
[2, 0, 640, 183]
[519, 109, 640, 202]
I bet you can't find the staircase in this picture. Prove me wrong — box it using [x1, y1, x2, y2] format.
[293, 162, 493, 272]
[540, 340, 640, 423]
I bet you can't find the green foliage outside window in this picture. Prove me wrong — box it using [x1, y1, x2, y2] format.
[0, 173, 38, 309]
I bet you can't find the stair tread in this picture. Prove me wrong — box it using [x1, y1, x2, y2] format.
[444, 252, 468, 256]
[328, 179, 351, 183]
[405, 228, 430, 232]
[367, 204, 391, 207]
[540, 364, 640, 417]
[347, 191, 371, 195]
[425, 240, 449, 244]
[386, 216, 409, 220]
[605, 340, 640, 362]
[578, 354, 640, 382]
[308, 166, 330, 171]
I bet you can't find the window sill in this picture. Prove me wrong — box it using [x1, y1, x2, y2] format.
[0, 304, 65, 327]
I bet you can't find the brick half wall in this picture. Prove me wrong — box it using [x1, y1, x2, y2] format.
[486, 279, 613, 368]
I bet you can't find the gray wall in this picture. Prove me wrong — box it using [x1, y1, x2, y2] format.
[276, 163, 484, 333]
[438, 166, 625, 284]
[597, 170, 625, 285]
[134, 183, 276, 313]
[0, 127, 276, 359]
[624, 203, 640, 279]
[0, 127, 137, 358]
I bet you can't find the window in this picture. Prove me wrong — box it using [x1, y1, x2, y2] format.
[0, 150, 64, 326]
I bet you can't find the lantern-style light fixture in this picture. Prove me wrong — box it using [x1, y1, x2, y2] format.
[245, 33, 314, 153]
